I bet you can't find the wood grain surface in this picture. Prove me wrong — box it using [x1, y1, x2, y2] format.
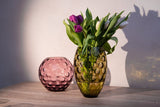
[0, 82, 160, 107]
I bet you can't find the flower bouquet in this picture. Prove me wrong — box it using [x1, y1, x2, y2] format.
[63, 8, 129, 97]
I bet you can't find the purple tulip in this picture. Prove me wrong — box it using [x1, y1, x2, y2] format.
[69, 15, 83, 24]
[74, 25, 83, 32]
[77, 15, 83, 24]
[69, 15, 79, 24]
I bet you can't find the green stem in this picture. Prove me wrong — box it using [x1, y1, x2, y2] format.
[82, 30, 87, 38]
[95, 41, 98, 47]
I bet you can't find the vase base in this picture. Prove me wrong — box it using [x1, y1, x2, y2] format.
[77, 82, 104, 98]
[83, 94, 98, 98]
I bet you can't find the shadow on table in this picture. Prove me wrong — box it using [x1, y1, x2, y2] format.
[100, 87, 151, 97]
[122, 5, 160, 89]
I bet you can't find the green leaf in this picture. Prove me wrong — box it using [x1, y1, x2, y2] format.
[111, 36, 118, 43]
[103, 11, 124, 38]
[82, 19, 86, 28]
[80, 11, 85, 26]
[90, 39, 96, 47]
[67, 19, 76, 31]
[90, 17, 99, 35]
[63, 20, 83, 47]
[117, 10, 125, 17]
[103, 36, 118, 54]
[95, 16, 99, 21]
[83, 8, 93, 33]
[80, 11, 84, 20]
[98, 30, 115, 47]
[115, 12, 130, 30]
[109, 13, 117, 22]
[86, 8, 92, 20]
[82, 34, 94, 55]
[103, 42, 112, 54]
[83, 19, 90, 33]
[95, 17, 105, 37]
[104, 13, 110, 22]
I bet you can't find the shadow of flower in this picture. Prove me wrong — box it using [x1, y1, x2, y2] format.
[122, 5, 160, 89]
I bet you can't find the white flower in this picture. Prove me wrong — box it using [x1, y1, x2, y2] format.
[104, 20, 110, 29]
[119, 21, 128, 29]
[96, 21, 100, 30]
[96, 20, 110, 30]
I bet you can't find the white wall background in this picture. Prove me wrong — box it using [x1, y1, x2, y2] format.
[0, 0, 160, 88]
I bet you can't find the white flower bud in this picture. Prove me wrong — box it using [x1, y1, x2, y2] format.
[119, 21, 128, 29]
[104, 20, 110, 29]
[96, 21, 100, 30]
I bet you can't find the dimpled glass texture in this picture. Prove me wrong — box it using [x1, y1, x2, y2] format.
[39, 57, 74, 91]
[74, 47, 107, 97]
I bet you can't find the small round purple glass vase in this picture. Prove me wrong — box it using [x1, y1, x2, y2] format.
[39, 57, 74, 91]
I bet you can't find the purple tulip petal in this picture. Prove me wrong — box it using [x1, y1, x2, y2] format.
[77, 15, 83, 24]
[74, 25, 83, 32]
[69, 15, 78, 24]
[69, 15, 83, 25]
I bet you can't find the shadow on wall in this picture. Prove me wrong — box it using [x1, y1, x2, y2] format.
[122, 5, 160, 89]
[0, 0, 30, 88]
[105, 68, 111, 86]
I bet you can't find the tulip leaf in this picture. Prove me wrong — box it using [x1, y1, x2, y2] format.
[80, 11, 85, 27]
[103, 42, 111, 54]
[95, 17, 105, 37]
[103, 36, 118, 54]
[104, 13, 110, 22]
[86, 8, 92, 20]
[82, 19, 87, 33]
[67, 19, 76, 31]
[90, 17, 99, 36]
[109, 13, 117, 22]
[95, 13, 110, 41]
[115, 12, 130, 30]
[83, 8, 93, 33]
[98, 31, 115, 47]
[83, 19, 90, 33]
[63, 20, 83, 47]
[103, 11, 124, 38]
[80, 11, 84, 20]
[82, 34, 94, 55]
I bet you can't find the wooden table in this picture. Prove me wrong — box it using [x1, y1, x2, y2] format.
[0, 82, 160, 107]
